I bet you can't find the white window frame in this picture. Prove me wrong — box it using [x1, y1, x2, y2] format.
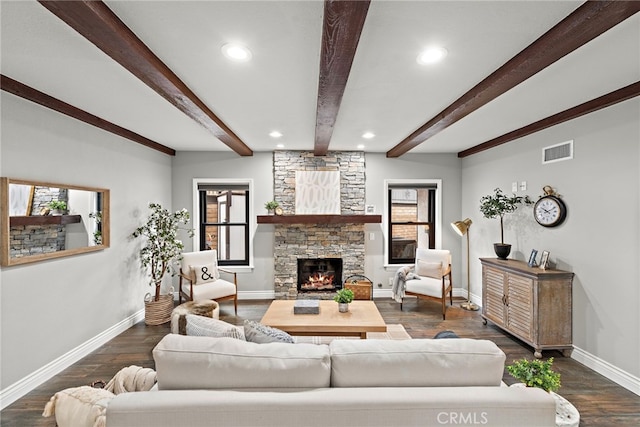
[383, 179, 442, 268]
[192, 178, 255, 271]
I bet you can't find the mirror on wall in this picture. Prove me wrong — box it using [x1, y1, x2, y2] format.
[1, 177, 110, 266]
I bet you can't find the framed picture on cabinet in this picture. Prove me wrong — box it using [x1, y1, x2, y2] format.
[539, 251, 550, 270]
[527, 249, 538, 267]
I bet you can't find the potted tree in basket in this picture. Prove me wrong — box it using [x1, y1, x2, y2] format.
[131, 203, 194, 325]
[334, 288, 355, 313]
[479, 188, 532, 259]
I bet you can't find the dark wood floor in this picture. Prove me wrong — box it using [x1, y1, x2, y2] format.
[2, 298, 639, 426]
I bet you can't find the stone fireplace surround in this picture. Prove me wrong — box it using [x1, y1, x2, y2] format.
[272, 151, 366, 299]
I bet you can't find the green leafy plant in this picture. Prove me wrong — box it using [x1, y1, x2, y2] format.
[479, 188, 532, 244]
[89, 211, 103, 245]
[507, 357, 561, 392]
[131, 203, 194, 301]
[48, 200, 67, 211]
[264, 200, 279, 211]
[333, 288, 355, 304]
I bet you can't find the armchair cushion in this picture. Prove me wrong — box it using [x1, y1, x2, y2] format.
[190, 263, 219, 284]
[180, 279, 236, 301]
[416, 260, 443, 279]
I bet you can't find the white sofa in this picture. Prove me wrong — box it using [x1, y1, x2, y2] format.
[105, 334, 556, 426]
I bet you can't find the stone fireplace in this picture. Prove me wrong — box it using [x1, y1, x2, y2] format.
[272, 151, 367, 299]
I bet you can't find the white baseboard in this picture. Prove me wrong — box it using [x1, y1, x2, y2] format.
[571, 345, 640, 396]
[0, 309, 144, 410]
[238, 290, 276, 300]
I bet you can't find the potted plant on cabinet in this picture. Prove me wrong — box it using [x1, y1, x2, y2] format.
[479, 188, 532, 259]
[334, 288, 355, 313]
[131, 203, 194, 325]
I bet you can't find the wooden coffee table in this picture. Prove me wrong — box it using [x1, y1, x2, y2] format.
[260, 300, 386, 339]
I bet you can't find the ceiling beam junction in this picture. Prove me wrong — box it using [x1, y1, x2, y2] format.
[387, 1, 640, 157]
[1, 75, 176, 156]
[38, 0, 253, 156]
[314, 0, 370, 156]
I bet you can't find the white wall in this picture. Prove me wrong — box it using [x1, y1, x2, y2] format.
[0, 93, 172, 393]
[461, 99, 640, 384]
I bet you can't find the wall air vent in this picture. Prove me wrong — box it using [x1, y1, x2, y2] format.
[542, 140, 573, 164]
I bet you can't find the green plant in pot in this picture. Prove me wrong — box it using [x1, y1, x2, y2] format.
[48, 200, 67, 215]
[479, 188, 532, 259]
[507, 357, 561, 392]
[264, 200, 279, 214]
[131, 203, 194, 325]
[334, 288, 355, 313]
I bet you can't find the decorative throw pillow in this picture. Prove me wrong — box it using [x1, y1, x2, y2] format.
[190, 263, 219, 284]
[243, 319, 295, 344]
[42, 386, 114, 427]
[185, 314, 245, 340]
[416, 260, 442, 279]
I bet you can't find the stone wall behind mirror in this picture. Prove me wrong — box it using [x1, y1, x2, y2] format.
[1, 177, 110, 266]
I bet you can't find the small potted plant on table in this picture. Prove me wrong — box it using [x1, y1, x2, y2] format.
[334, 288, 355, 313]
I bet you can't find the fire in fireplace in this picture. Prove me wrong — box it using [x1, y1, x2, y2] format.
[297, 258, 343, 292]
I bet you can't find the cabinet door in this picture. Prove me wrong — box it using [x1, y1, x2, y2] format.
[506, 273, 533, 342]
[483, 266, 506, 326]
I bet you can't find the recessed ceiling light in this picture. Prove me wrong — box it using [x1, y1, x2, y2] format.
[417, 46, 448, 65]
[221, 43, 252, 62]
[276, 144, 285, 149]
[362, 132, 375, 139]
[269, 131, 283, 138]
[357, 144, 365, 150]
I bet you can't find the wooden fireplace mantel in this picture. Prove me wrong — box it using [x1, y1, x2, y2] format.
[257, 214, 381, 224]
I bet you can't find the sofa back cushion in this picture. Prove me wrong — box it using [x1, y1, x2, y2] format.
[153, 334, 331, 390]
[329, 338, 505, 387]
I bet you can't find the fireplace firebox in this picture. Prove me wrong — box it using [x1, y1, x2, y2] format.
[297, 258, 343, 292]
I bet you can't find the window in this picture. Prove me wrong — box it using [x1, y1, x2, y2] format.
[196, 182, 250, 266]
[386, 181, 440, 265]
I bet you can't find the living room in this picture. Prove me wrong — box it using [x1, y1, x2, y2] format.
[1, 0, 639, 423]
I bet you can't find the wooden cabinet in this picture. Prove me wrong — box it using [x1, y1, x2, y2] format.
[480, 258, 574, 358]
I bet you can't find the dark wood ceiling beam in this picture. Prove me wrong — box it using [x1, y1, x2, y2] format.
[387, 1, 640, 158]
[314, 0, 370, 156]
[458, 81, 640, 158]
[38, 0, 253, 156]
[1, 75, 175, 156]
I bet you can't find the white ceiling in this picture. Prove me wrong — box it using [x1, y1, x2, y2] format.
[1, 1, 638, 155]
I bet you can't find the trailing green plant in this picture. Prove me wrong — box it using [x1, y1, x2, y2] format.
[333, 288, 355, 304]
[507, 357, 561, 392]
[89, 211, 103, 245]
[479, 188, 532, 244]
[49, 200, 67, 211]
[131, 203, 194, 301]
[264, 200, 279, 211]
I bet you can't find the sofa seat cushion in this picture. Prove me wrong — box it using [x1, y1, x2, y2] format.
[329, 338, 505, 387]
[153, 334, 331, 390]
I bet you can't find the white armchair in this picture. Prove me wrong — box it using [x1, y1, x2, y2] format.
[178, 250, 237, 314]
[402, 248, 453, 319]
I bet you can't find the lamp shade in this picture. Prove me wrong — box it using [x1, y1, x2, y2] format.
[451, 218, 472, 236]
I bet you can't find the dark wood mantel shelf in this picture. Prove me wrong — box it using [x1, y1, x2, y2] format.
[10, 215, 82, 227]
[257, 214, 382, 224]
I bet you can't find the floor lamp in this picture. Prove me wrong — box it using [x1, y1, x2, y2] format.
[451, 218, 479, 311]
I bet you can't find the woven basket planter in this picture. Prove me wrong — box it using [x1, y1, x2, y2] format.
[144, 294, 174, 326]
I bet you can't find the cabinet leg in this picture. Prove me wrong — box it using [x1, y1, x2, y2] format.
[482, 318, 487, 325]
[534, 349, 542, 359]
[562, 348, 573, 358]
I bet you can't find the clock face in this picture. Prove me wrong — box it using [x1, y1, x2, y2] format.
[534, 196, 566, 227]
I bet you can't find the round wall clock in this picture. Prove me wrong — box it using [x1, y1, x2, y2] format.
[534, 186, 567, 227]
